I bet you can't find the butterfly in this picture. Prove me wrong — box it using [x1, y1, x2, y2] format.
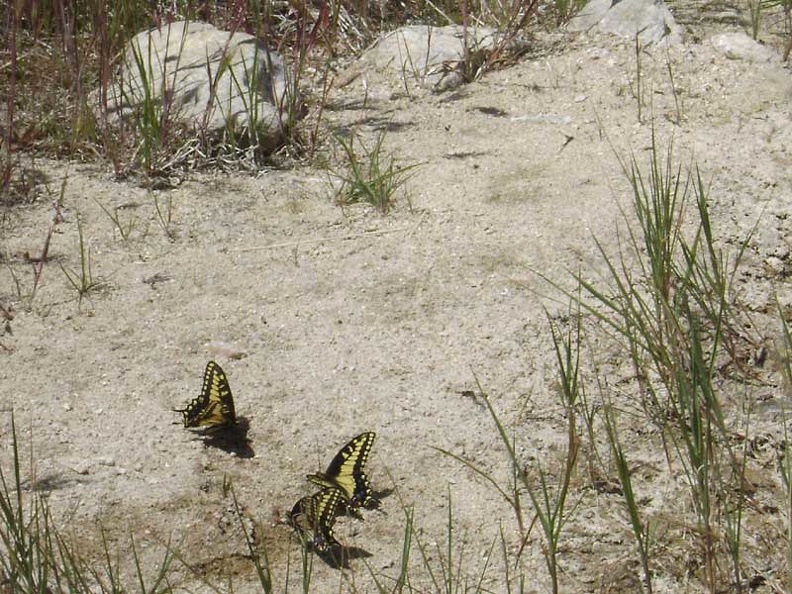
[174, 361, 237, 430]
[290, 487, 343, 552]
[307, 432, 380, 510]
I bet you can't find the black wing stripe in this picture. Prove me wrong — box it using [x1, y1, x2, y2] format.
[290, 487, 342, 552]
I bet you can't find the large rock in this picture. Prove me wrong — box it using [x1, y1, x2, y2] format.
[568, 0, 682, 46]
[102, 21, 292, 152]
[710, 31, 779, 62]
[664, 0, 743, 34]
[354, 25, 518, 92]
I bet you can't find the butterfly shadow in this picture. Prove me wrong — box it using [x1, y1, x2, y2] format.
[320, 544, 372, 569]
[371, 487, 393, 508]
[201, 417, 255, 458]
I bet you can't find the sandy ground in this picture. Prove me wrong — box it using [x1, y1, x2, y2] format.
[2, 21, 792, 593]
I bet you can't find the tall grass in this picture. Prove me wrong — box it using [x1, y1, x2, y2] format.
[398, 489, 496, 594]
[601, 402, 654, 593]
[539, 130, 760, 591]
[118, 23, 191, 175]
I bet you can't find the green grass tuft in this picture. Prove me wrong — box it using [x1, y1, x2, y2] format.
[330, 130, 419, 213]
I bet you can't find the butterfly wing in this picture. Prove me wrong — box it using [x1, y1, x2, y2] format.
[290, 487, 342, 552]
[307, 432, 379, 509]
[175, 361, 236, 429]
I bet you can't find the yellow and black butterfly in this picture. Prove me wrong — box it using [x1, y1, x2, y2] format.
[307, 432, 380, 510]
[290, 487, 343, 552]
[174, 361, 236, 430]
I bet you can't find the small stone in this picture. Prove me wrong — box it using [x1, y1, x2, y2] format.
[206, 341, 248, 360]
[73, 462, 91, 475]
[764, 256, 785, 277]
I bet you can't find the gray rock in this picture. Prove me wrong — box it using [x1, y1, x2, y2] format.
[568, 0, 682, 46]
[566, 0, 612, 31]
[709, 32, 778, 62]
[664, 0, 743, 29]
[358, 25, 513, 91]
[102, 21, 292, 152]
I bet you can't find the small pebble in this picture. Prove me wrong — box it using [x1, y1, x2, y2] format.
[764, 256, 785, 277]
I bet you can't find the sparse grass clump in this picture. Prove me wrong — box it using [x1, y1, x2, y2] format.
[330, 130, 419, 213]
[543, 0, 588, 25]
[59, 213, 107, 304]
[435, 332, 582, 594]
[96, 199, 140, 243]
[0, 415, 179, 593]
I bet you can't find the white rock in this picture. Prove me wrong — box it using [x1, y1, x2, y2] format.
[72, 461, 91, 475]
[710, 32, 778, 62]
[101, 21, 293, 152]
[764, 256, 785, 277]
[357, 25, 521, 92]
[568, 0, 682, 46]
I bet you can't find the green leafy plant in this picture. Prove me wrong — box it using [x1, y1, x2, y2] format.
[459, 0, 539, 82]
[665, 48, 682, 125]
[119, 22, 191, 175]
[390, 506, 415, 593]
[411, 488, 495, 594]
[524, 312, 583, 593]
[232, 483, 275, 594]
[632, 33, 647, 124]
[748, 0, 763, 39]
[330, 130, 419, 213]
[542, 0, 587, 25]
[754, 0, 792, 59]
[721, 412, 750, 593]
[0, 415, 57, 592]
[222, 44, 271, 157]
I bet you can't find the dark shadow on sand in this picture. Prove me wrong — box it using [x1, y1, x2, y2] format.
[200, 417, 254, 458]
